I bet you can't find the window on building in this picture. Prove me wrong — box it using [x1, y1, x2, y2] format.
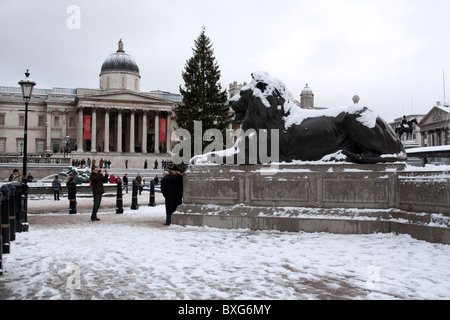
[16, 139, 24, 154]
[69, 116, 76, 127]
[0, 114, 5, 126]
[54, 116, 60, 127]
[36, 140, 44, 154]
[19, 115, 24, 126]
[52, 140, 60, 153]
[38, 116, 45, 127]
[0, 138, 6, 152]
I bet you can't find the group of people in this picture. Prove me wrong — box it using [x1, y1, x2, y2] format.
[88, 165, 183, 225]
[8, 169, 34, 182]
[140, 159, 172, 170]
[71, 158, 174, 170]
[120, 172, 140, 194]
[6, 163, 183, 225]
[71, 158, 112, 169]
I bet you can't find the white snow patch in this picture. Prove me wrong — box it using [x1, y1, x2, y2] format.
[0, 202, 449, 300]
[248, 71, 379, 130]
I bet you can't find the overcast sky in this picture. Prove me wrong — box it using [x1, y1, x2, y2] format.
[1, 0, 449, 121]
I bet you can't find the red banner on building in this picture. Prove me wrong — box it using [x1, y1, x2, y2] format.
[84, 115, 91, 140]
[160, 118, 166, 142]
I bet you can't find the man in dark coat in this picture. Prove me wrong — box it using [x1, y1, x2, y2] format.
[122, 173, 129, 193]
[161, 166, 183, 225]
[90, 165, 109, 221]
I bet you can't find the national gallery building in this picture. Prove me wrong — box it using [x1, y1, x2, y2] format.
[0, 40, 181, 167]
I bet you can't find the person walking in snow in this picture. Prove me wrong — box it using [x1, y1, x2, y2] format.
[135, 173, 143, 195]
[122, 173, 129, 193]
[90, 165, 109, 221]
[161, 165, 183, 226]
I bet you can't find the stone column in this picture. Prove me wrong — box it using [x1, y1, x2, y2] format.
[142, 110, 147, 153]
[46, 110, 52, 152]
[104, 109, 110, 152]
[62, 111, 67, 138]
[130, 110, 135, 153]
[91, 108, 97, 152]
[76, 107, 84, 152]
[117, 109, 123, 153]
[154, 111, 160, 154]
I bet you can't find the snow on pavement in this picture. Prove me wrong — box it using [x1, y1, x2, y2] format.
[0, 204, 449, 300]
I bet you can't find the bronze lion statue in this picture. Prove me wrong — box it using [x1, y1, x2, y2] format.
[192, 72, 406, 165]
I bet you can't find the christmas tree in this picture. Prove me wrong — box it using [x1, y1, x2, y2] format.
[176, 27, 232, 160]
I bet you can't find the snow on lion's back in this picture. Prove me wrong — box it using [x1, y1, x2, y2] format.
[233, 71, 379, 131]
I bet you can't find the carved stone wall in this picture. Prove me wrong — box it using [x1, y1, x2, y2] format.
[174, 163, 450, 244]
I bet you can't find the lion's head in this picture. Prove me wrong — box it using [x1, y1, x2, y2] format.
[230, 72, 297, 131]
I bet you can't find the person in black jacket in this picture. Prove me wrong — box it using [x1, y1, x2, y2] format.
[161, 166, 183, 225]
[90, 166, 109, 221]
[122, 173, 129, 193]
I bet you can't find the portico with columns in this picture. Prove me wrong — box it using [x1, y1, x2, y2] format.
[70, 39, 179, 164]
[0, 40, 180, 170]
[418, 104, 450, 147]
[75, 91, 175, 155]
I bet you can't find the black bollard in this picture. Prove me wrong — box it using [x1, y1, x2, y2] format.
[68, 180, 77, 214]
[13, 182, 26, 233]
[7, 184, 16, 242]
[1, 185, 10, 254]
[149, 180, 156, 207]
[19, 182, 29, 232]
[116, 180, 123, 214]
[131, 180, 139, 210]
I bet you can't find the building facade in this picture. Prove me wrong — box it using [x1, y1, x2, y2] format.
[389, 102, 450, 148]
[418, 102, 450, 147]
[0, 40, 180, 163]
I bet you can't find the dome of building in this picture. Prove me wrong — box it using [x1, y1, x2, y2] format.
[300, 83, 314, 109]
[301, 83, 313, 95]
[100, 39, 140, 76]
[99, 40, 141, 91]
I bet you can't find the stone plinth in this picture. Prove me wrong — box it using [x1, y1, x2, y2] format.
[173, 163, 450, 244]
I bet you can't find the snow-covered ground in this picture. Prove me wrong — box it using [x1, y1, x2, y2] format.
[1, 199, 449, 300]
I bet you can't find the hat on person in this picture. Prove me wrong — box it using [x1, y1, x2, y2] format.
[171, 165, 180, 171]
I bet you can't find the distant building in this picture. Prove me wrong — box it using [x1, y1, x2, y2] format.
[300, 84, 314, 110]
[389, 101, 450, 148]
[228, 81, 247, 99]
[418, 102, 450, 147]
[0, 40, 181, 159]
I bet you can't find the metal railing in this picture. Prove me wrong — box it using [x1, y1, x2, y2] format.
[0, 156, 71, 165]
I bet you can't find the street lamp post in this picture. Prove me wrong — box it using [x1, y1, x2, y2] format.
[18, 70, 36, 230]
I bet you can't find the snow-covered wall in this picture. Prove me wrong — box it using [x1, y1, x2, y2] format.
[173, 163, 450, 244]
